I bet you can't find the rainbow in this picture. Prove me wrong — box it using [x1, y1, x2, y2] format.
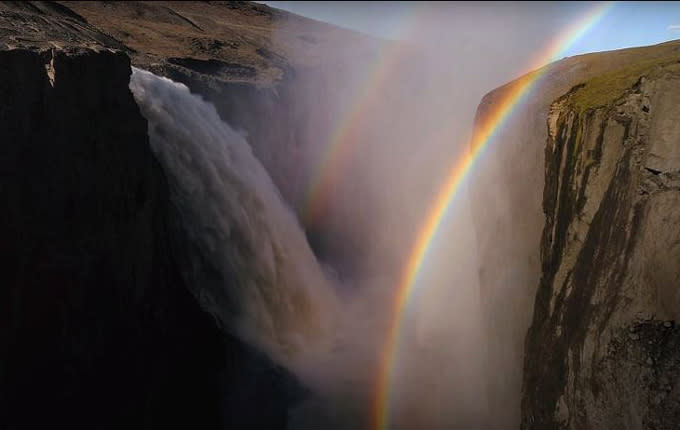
[299, 9, 425, 225]
[299, 41, 394, 224]
[371, 2, 614, 429]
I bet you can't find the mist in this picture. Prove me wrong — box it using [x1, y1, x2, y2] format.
[233, 3, 601, 430]
[138, 2, 606, 429]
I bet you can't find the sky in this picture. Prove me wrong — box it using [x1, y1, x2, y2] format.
[260, 1, 680, 60]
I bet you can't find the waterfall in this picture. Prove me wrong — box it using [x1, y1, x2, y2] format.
[129, 68, 397, 429]
[129, 68, 338, 363]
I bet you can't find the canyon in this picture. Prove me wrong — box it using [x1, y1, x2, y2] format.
[0, 2, 678, 429]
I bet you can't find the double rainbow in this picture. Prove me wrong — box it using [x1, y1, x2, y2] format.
[370, 2, 613, 429]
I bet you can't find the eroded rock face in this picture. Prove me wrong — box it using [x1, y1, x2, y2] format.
[522, 70, 680, 429]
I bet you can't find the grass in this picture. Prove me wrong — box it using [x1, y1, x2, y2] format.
[569, 53, 680, 114]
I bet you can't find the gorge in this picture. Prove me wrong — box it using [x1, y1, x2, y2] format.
[1, 2, 679, 429]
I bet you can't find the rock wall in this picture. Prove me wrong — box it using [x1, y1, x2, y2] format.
[0, 47, 296, 430]
[470, 41, 680, 429]
[522, 66, 680, 429]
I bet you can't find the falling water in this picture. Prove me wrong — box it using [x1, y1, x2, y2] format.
[129, 68, 399, 429]
[129, 68, 338, 365]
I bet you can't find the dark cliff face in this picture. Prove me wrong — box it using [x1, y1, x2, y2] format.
[0, 47, 298, 430]
[0, 47, 225, 429]
[522, 64, 680, 429]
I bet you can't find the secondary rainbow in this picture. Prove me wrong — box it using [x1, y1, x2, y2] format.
[371, 2, 614, 429]
[299, 10, 424, 225]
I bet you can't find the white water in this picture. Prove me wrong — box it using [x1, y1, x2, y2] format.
[130, 68, 400, 429]
[129, 68, 338, 364]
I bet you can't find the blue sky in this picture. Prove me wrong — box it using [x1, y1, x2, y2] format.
[261, 1, 680, 59]
[564, 1, 680, 57]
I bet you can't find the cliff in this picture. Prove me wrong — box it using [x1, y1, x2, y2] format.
[0, 45, 220, 429]
[0, 7, 300, 430]
[522, 52, 680, 429]
[471, 39, 680, 429]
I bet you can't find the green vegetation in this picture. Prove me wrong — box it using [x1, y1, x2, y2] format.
[569, 53, 680, 113]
